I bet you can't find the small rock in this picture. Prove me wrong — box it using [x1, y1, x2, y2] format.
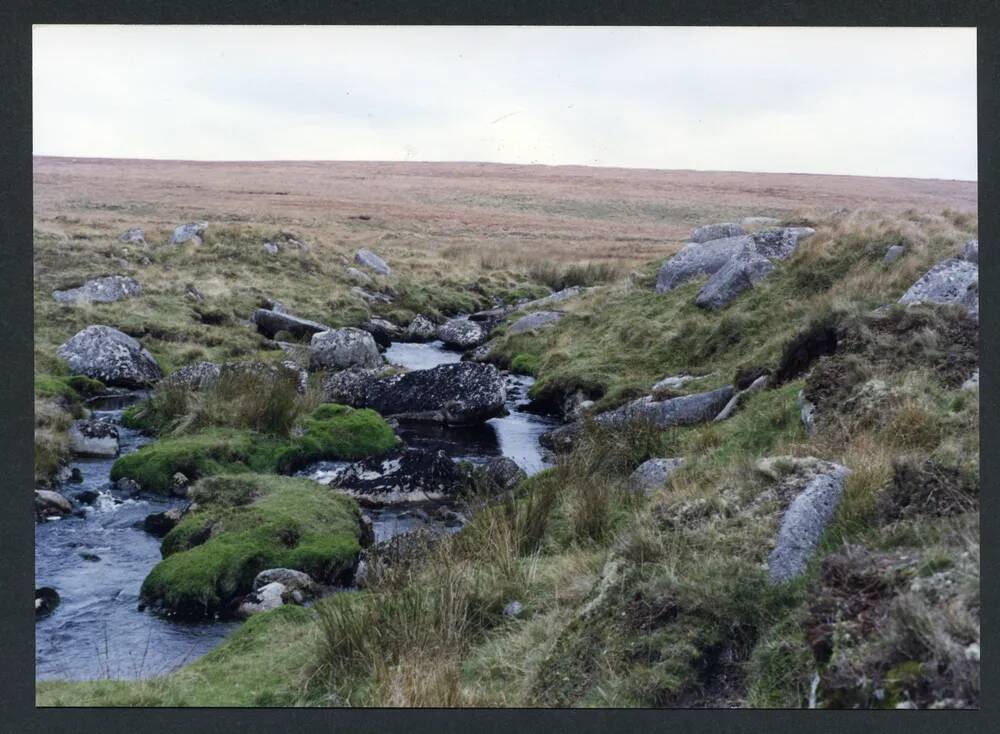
[508, 310, 564, 335]
[346, 267, 374, 286]
[143, 508, 184, 537]
[68, 420, 119, 457]
[69, 468, 84, 484]
[628, 458, 685, 494]
[883, 244, 905, 264]
[35, 490, 73, 519]
[79, 552, 101, 562]
[235, 582, 287, 618]
[36, 587, 61, 619]
[437, 318, 486, 349]
[961, 370, 979, 391]
[503, 600, 525, 618]
[253, 568, 315, 597]
[170, 472, 190, 497]
[262, 242, 280, 255]
[404, 315, 437, 342]
[361, 317, 403, 349]
[119, 228, 145, 243]
[797, 390, 817, 435]
[53, 276, 142, 305]
[354, 248, 391, 276]
[184, 284, 205, 303]
[351, 287, 393, 305]
[309, 328, 384, 371]
[115, 477, 141, 495]
[965, 642, 980, 662]
[514, 286, 586, 312]
[74, 488, 99, 504]
[169, 222, 208, 245]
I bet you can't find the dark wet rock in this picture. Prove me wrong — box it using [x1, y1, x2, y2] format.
[359, 513, 375, 548]
[119, 228, 145, 243]
[354, 248, 391, 275]
[898, 257, 978, 317]
[628, 458, 685, 494]
[356, 528, 443, 588]
[163, 361, 222, 391]
[35, 490, 72, 520]
[36, 587, 60, 619]
[962, 239, 978, 265]
[252, 308, 330, 340]
[53, 275, 142, 304]
[80, 552, 101, 562]
[324, 362, 506, 425]
[695, 244, 775, 310]
[74, 488, 99, 504]
[883, 244, 906, 264]
[767, 461, 850, 584]
[57, 325, 163, 389]
[169, 222, 208, 245]
[361, 317, 403, 349]
[143, 508, 184, 537]
[404, 315, 437, 342]
[309, 328, 383, 371]
[469, 305, 514, 331]
[114, 477, 141, 495]
[690, 222, 743, 243]
[438, 318, 486, 349]
[470, 456, 528, 495]
[656, 235, 752, 293]
[508, 310, 565, 334]
[68, 420, 119, 457]
[325, 448, 469, 504]
[68, 468, 84, 484]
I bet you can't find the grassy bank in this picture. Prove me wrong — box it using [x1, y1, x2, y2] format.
[36, 206, 979, 708]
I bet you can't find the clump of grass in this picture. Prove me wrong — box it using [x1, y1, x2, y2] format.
[142, 474, 363, 618]
[526, 261, 621, 291]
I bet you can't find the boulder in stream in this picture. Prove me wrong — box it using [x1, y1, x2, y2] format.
[68, 420, 120, 457]
[437, 318, 487, 349]
[325, 447, 470, 505]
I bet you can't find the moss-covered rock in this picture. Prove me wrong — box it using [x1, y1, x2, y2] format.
[110, 405, 398, 493]
[141, 474, 364, 618]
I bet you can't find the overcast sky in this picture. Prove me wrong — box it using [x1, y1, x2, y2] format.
[33, 25, 977, 180]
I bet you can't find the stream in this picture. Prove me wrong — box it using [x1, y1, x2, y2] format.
[35, 338, 559, 681]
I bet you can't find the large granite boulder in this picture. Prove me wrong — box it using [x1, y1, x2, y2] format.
[53, 275, 142, 304]
[309, 328, 383, 372]
[898, 257, 979, 317]
[322, 362, 507, 425]
[508, 310, 565, 335]
[690, 222, 744, 243]
[767, 462, 851, 584]
[57, 325, 163, 388]
[749, 227, 815, 260]
[169, 222, 208, 245]
[695, 244, 775, 310]
[515, 286, 586, 312]
[655, 235, 752, 293]
[405, 315, 437, 342]
[437, 318, 487, 349]
[68, 420, 119, 457]
[325, 448, 469, 505]
[354, 248, 391, 275]
[252, 308, 330, 340]
[162, 361, 222, 391]
[541, 385, 735, 451]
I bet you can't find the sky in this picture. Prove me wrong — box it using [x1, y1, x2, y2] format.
[32, 25, 977, 180]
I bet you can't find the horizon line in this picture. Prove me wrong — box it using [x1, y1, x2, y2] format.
[31, 154, 978, 185]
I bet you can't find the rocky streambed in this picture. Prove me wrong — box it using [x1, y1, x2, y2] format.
[35, 338, 559, 681]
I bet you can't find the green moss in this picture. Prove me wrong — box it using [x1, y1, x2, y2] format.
[35, 373, 105, 401]
[510, 353, 540, 376]
[110, 406, 397, 492]
[109, 428, 282, 493]
[271, 403, 398, 473]
[142, 474, 362, 618]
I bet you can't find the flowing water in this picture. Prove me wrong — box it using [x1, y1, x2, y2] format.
[35, 339, 560, 682]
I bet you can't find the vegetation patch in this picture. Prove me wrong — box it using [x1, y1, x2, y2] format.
[142, 474, 363, 618]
